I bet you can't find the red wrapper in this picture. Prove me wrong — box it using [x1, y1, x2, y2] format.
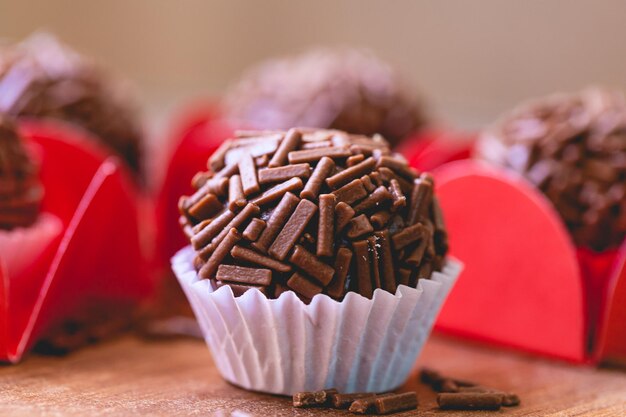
[155, 103, 234, 267]
[396, 128, 474, 172]
[0, 119, 152, 363]
[0, 214, 62, 279]
[431, 160, 626, 365]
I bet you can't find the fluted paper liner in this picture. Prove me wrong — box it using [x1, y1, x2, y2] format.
[0, 213, 63, 278]
[172, 246, 461, 395]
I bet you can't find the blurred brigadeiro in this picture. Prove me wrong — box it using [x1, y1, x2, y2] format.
[0, 33, 144, 176]
[0, 115, 42, 230]
[477, 88, 626, 251]
[223, 48, 426, 146]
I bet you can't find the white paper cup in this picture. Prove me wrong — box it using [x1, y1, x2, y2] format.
[0, 213, 63, 278]
[172, 246, 461, 395]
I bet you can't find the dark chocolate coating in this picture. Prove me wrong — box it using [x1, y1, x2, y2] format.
[0, 34, 143, 177]
[223, 48, 426, 146]
[0, 115, 42, 230]
[478, 88, 626, 250]
[179, 128, 448, 300]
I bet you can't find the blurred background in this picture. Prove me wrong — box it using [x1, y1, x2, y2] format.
[2, 0, 626, 133]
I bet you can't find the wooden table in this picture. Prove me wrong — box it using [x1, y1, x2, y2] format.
[1, 334, 625, 416]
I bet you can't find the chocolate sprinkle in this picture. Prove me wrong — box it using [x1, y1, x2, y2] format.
[179, 128, 448, 300]
[478, 88, 626, 250]
[420, 367, 521, 410]
[292, 389, 338, 408]
[437, 392, 503, 410]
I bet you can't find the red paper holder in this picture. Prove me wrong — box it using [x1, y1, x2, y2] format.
[432, 160, 626, 365]
[156, 104, 234, 267]
[0, 120, 153, 363]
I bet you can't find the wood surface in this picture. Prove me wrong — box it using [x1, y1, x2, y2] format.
[1, 334, 625, 416]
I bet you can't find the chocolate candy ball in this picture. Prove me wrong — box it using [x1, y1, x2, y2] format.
[178, 128, 448, 301]
[0, 115, 42, 230]
[0, 33, 144, 176]
[477, 88, 626, 251]
[223, 48, 426, 146]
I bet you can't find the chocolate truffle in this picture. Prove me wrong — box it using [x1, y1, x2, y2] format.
[0, 115, 42, 230]
[477, 88, 626, 251]
[223, 48, 426, 146]
[179, 128, 448, 301]
[0, 33, 144, 176]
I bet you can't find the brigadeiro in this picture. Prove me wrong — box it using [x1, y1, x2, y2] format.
[223, 48, 426, 146]
[477, 88, 626, 251]
[171, 128, 461, 395]
[0, 33, 144, 177]
[0, 115, 42, 230]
